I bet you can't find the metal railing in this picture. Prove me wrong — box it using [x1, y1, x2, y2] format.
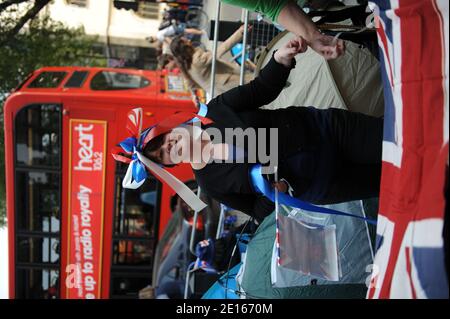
[184, 0, 251, 299]
[239, 10, 249, 86]
[208, 0, 222, 100]
[208, 2, 250, 99]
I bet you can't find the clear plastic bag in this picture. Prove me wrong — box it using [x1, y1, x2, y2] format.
[271, 200, 375, 288]
[277, 206, 340, 282]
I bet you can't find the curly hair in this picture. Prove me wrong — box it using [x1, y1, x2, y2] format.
[169, 36, 201, 89]
[170, 36, 194, 68]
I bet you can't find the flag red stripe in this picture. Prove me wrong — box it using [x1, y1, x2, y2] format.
[375, 0, 446, 298]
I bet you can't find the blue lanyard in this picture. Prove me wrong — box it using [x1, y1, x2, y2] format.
[198, 103, 208, 117]
[250, 165, 377, 225]
[190, 103, 208, 123]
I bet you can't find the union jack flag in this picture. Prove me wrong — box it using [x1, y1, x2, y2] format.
[367, 0, 449, 298]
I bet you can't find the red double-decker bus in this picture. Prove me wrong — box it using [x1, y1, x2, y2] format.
[3, 66, 200, 298]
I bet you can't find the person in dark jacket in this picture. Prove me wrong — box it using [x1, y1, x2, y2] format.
[143, 37, 383, 223]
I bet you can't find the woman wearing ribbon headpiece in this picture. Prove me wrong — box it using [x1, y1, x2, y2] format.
[113, 37, 382, 223]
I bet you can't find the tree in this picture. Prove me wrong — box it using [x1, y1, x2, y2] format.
[0, 2, 106, 227]
[0, 0, 53, 47]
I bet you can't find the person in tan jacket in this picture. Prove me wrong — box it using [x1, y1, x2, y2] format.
[170, 24, 255, 97]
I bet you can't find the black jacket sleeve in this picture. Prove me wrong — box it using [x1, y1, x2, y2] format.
[264, 167, 312, 198]
[209, 52, 296, 113]
[209, 191, 275, 224]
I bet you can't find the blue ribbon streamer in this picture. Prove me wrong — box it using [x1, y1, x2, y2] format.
[119, 137, 137, 153]
[250, 165, 377, 225]
[131, 156, 148, 183]
[119, 137, 148, 184]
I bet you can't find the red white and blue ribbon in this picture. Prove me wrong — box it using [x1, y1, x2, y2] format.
[112, 107, 212, 212]
[188, 239, 217, 274]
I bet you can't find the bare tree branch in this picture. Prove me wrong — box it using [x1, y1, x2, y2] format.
[0, 0, 52, 46]
[0, 0, 30, 13]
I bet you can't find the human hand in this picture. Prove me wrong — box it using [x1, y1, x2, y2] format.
[272, 181, 288, 193]
[274, 36, 308, 68]
[238, 24, 253, 35]
[306, 32, 345, 60]
[138, 286, 155, 299]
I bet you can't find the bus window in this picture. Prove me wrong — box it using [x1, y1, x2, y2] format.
[90, 71, 150, 90]
[16, 171, 60, 233]
[27, 72, 67, 88]
[14, 104, 61, 299]
[17, 236, 59, 264]
[110, 162, 160, 298]
[112, 239, 154, 266]
[64, 71, 89, 88]
[113, 173, 160, 237]
[15, 104, 60, 167]
[110, 274, 152, 299]
[16, 269, 59, 299]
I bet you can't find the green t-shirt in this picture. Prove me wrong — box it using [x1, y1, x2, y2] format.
[221, 0, 289, 22]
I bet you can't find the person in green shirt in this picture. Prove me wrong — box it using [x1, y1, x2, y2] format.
[221, 0, 345, 60]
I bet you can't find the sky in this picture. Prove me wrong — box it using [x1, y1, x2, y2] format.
[0, 226, 8, 299]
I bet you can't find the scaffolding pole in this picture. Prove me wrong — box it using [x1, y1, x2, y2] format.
[239, 10, 249, 85]
[208, 0, 222, 100]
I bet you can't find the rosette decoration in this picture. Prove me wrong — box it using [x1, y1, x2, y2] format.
[112, 107, 212, 212]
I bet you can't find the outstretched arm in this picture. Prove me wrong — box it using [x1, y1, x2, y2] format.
[209, 37, 307, 113]
[278, 1, 345, 59]
[217, 24, 252, 58]
[221, 0, 345, 60]
[184, 27, 206, 36]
